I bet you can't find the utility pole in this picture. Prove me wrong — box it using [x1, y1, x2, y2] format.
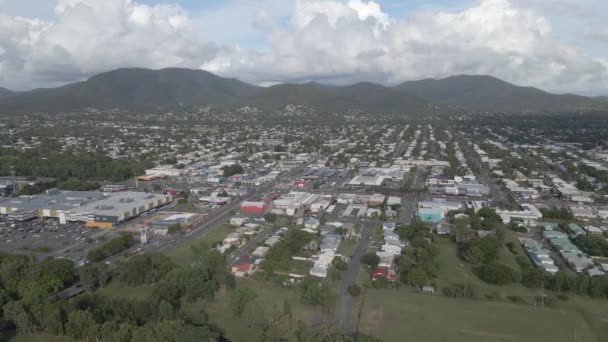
[465, 269, 468, 299]
[461, 264, 467, 299]
[541, 281, 545, 308]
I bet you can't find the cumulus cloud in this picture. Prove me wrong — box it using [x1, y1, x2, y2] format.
[1, 0, 608, 95]
[586, 29, 608, 42]
[0, 0, 225, 89]
[211, 0, 608, 95]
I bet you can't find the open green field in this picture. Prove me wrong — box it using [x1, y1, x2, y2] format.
[358, 289, 599, 342]
[434, 236, 544, 301]
[182, 278, 327, 342]
[8, 334, 75, 342]
[97, 281, 155, 300]
[163, 225, 233, 265]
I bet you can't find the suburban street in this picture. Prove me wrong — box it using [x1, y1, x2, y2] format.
[337, 221, 374, 332]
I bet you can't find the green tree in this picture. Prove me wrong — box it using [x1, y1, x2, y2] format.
[264, 212, 277, 224]
[3, 301, 35, 334]
[347, 284, 361, 297]
[66, 310, 99, 341]
[405, 268, 428, 288]
[80, 263, 107, 291]
[158, 300, 175, 320]
[168, 223, 183, 234]
[360, 253, 380, 268]
[475, 263, 520, 285]
[230, 287, 257, 316]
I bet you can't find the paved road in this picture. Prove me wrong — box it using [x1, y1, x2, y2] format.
[144, 158, 316, 255]
[337, 221, 374, 332]
[456, 135, 509, 207]
[403, 166, 427, 225]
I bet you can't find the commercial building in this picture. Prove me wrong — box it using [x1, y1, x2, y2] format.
[0, 190, 171, 227]
[497, 204, 542, 225]
[271, 191, 322, 216]
[148, 213, 207, 231]
[239, 201, 268, 213]
[417, 199, 463, 223]
[145, 165, 183, 177]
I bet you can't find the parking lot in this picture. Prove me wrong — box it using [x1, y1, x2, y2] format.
[0, 217, 109, 261]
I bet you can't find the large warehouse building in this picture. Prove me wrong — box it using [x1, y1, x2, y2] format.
[0, 190, 172, 227]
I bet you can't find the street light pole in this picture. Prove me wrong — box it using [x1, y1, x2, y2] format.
[461, 264, 467, 299]
[541, 281, 544, 308]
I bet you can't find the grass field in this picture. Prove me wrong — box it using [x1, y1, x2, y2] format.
[8, 334, 75, 342]
[182, 277, 327, 341]
[357, 289, 599, 342]
[97, 282, 155, 300]
[163, 225, 233, 265]
[434, 237, 541, 301]
[288, 259, 313, 275]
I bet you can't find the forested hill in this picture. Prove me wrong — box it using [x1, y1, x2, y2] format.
[0, 69, 606, 114]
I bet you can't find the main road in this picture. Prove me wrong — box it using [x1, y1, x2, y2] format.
[144, 158, 316, 255]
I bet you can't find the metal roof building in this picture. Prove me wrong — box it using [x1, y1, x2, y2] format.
[0, 190, 171, 227]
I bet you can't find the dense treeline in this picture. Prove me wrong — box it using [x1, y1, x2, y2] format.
[394, 220, 438, 288]
[221, 164, 244, 177]
[0, 255, 75, 303]
[1, 240, 374, 341]
[539, 207, 573, 220]
[0, 148, 153, 183]
[452, 208, 522, 285]
[0, 243, 232, 341]
[573, 235, 608, 257]
[518, 258, 608, 299]
[86, 234, 133, 262]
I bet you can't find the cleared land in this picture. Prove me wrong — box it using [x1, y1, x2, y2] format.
[182, 278, 327, 342]
[358, 289, 599, 342]
[349, 233, 608, 342]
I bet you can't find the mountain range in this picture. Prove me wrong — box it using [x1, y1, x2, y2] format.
[0, 87, 13, 99]
[0, 68, 605, 114]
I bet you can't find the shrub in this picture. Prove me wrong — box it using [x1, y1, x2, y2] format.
[360, 253, 380, 268]
[348, 284, 361, 297]
[506, 295, 525, 304]
[87, 234, 133, 262]
[442, 283, 473, 299]
[474, 262, 520, 285]
[333, 258, 348, 271]
[505, 242, 517, 254]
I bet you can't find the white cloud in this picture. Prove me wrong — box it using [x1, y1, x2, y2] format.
[210, 0, 608, 95]
[0, 0, 224, 89]
[0, 0, 607, 95]
[586, 29, 608, 42]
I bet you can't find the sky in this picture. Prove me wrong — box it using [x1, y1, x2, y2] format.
[0, 0, 607, 95]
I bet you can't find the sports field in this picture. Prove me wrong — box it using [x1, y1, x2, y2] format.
[358, 289, 599, 342]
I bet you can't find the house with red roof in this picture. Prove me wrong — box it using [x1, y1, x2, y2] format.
[371, 267, 396, 282]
